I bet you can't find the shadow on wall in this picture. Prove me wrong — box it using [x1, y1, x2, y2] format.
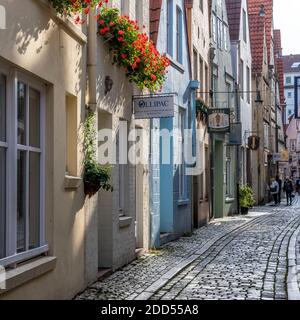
[96, 41, 134, 116]
[14, 13, 51, 55]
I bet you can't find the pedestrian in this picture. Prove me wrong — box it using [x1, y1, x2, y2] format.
[270, 178, 279, 205]
[283, 177, 294, 206]
[276, 175, 282, 204]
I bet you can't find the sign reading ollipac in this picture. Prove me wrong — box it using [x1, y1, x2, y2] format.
[208, 108, 230, 133]
[133, 95, 174, 119]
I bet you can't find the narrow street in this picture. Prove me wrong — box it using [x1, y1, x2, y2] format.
[77, 197, 300, 301]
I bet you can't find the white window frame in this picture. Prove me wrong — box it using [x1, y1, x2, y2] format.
[0, 63, 47, 268]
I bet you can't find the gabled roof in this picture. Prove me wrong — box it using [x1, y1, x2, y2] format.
[248, 13, 266, 73]
[248, 0, 273, 62]
[225, 0, 242, 41]
[283, 54, 300, 73]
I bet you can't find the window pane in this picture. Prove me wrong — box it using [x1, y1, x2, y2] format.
[17, 150, 26, 253]
[0, 74, 6, 142]
[29, 88, 40, 148]
[18, 82, 26, 145]
[29, 152, 40, 249]
[0, 148, 5, 258]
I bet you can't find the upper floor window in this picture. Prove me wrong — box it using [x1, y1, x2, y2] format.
[288, 92, 293, 99]
[176, 6, 183, 64]
[212, 13, 217, 43]
[243, 9, 247, 43]
[223, 24, 228, 51]
[247, 66, 250, 103]
[167, 0, 173, 56]
[290, 139, 296, 152]
[239, 59, 244, 99]
[286, 76, 292, 85]
[217, 18, 222, 49]
[193, 49, 198, 81]
[199, 0, 203, 12]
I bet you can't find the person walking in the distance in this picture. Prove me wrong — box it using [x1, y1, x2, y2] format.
[270, 178, 279, 205]
[283, 177, 294, 206]
[276, 175, 282, 205]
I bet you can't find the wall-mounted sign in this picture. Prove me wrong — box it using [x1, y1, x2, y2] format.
[248, 135, 260, 150]
[133, 95, 174, 119]
[208, 108, 230, 133]
[272, 150, 289, 162]
[228, 122, 242, 145]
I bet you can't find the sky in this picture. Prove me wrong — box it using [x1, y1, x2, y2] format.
[274, 0, 300, 55]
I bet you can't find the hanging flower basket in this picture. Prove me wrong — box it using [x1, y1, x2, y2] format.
[97, 7, 170, 91]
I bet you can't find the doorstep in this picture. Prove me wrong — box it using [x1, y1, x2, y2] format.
[160, 233, 179, 246]
[97, 268, 112, 281]
[135, 248, 145, 258]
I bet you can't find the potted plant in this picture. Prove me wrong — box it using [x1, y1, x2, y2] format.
[84, 161, 113, 197]
[239, 185, 255, 215]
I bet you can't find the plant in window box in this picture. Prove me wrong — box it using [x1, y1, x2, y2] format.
[83, 109, 113, 197]
[239, 185, 255, 215]
[97, 7, 170, 91]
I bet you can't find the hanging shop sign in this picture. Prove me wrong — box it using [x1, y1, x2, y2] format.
[272, 150, 289, 162]
[228, 122, 242, 145]
[133, 95, 174, 119]
[248, 135, 260, 150]
[208, 108, 230, 133]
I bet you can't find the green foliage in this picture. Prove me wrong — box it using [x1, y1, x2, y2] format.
[239, 185, 255, 208]
[83, 109, 113, 197]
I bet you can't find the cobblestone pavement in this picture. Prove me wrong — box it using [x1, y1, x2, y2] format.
[76, 197, 300, 300]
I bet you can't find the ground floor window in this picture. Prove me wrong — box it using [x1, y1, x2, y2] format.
[0, 63, 47, 267]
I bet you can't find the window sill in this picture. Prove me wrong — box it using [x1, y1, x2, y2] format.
[119, 216, 133, 229]
[177, 199, 190, 206]
[166, 54, 185, 74]
[64, 175, 82, 190]
[225, 197, 235, 204]
[0, 256, 57, 295]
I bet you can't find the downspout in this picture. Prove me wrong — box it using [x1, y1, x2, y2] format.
[88, 10, 97, 112]
[236, 41, 241, 215]
[84, 9, 98, 285]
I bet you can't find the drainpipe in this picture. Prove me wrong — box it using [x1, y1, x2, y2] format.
[84, 9, 99, 286]
[88, 10, 97, 112]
